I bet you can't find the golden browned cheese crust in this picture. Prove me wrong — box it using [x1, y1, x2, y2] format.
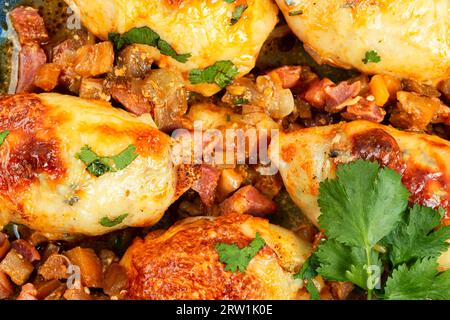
[0, 93, 189, 236]
[121, 213, 312, 300]
[276, 0, 450, 83]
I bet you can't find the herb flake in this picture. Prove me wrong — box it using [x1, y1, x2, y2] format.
[362, 50, 381, 64]
[189, 60, 239, 88]
[215, 232, 266, 272]
[99, 213, 129, 227]
[109, 27, 191, 63]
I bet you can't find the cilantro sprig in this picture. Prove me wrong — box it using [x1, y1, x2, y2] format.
[189, 60, 239, 88]
[362, 50, 381, 64]
[294, 255, 321, 300]
[76, 144, 139, 177]
[308, 160, 450, 300]
[109, 27, 191, 63]
[215, 233, 266, 273]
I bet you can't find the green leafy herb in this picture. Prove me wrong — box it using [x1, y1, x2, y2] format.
[189, 60, 239, 88]
[230, 4, 248, 25]
[306, 159, 450, 300]
[223, 0, 235, 3]
[110, 144, 139, 170]
[76, 144, 139, 177]
[294, 254, 321, 300]
[288, 10, 303, 16]
[362, 50, 381, 64]
[294, 254, 319, 280]
[0, 130, 10, 146]
[384, 258, 450, 300]
[318, 160, 409, 249]
[233, 97, 249, 106]
[382, 205, 450, 266]
[99, 213, 129, 227]
[109, 27, 191, 63]
[305, 281, 321, 300]
[86, 159, 111, 177]
[315, 239, 382, 290]
[156, 39, 191, 63]
[215, 232, 266, 272]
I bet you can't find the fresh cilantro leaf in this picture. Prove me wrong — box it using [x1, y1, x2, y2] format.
[76, 145, 139, 177]
[362, 50, 381, 64]
[0, 130, 10, 146]
[294, 254, 319, 280]
[382, 205, 450, 266]
[189, 60, 239, 88]
[318, 160, 409, 249]
[99, 213, 129, 227]
[109, 27, 159, 50]
[233, 97, 249, 106]
[230, 4, 248, 25]
[215, 232, 266, 273]
[384, 258, 450, 300]
[87, 159, 111, 177]
[306, 281, 321, 300]
[109, 27, 190, 63]
[315, 239, 382, 290]
[157, 39, 191, 63]
[223, 0, 235, 3]
[76, 145, 99, 166]
[111, 144, 139, 170]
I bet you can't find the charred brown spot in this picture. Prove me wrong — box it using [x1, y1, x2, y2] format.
[351, 128, 404, 171]
[0, 94, 66, 195]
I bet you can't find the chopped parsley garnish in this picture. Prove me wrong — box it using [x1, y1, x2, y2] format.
[215, 232, 266, 273]
[230, 4, 248, 25]
[0, 130, 10, 146]
[303, 160, 450, 300]
[189, 60, 239, 88]
[362, 50, 381, 64]
[109, 27, 191, 63]
[99, 213, 128, 227]
[223, 0, 235, 2]
[233, 97, 249, 106]
[294, 254, 321, 300]
[76, 145, 139, 177]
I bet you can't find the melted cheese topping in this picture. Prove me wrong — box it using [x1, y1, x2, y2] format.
[66, 0, 278, 96]
[121, 213, 312, 299]
[276, 0, 450, 83]
[0, 93, 188, 236]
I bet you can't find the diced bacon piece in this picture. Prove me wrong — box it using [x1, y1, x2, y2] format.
[17, 283, 38, 300]
[73, 42, 114, 77]
[9, 6, 48, 45]
[219, 185, 276, 217]
[111, 80, 153, 115]
[267, 66, 302, 89]
[0, 271, 14, 300]
[192, 164, 221, 206]
[11, 239, 40, 262]
[16, 45, 47, 93]
[342, 98, 386, 123]
[324, 81, 361, 112]
[303, 78, 334, 108]
[34, 63, 61, 92]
